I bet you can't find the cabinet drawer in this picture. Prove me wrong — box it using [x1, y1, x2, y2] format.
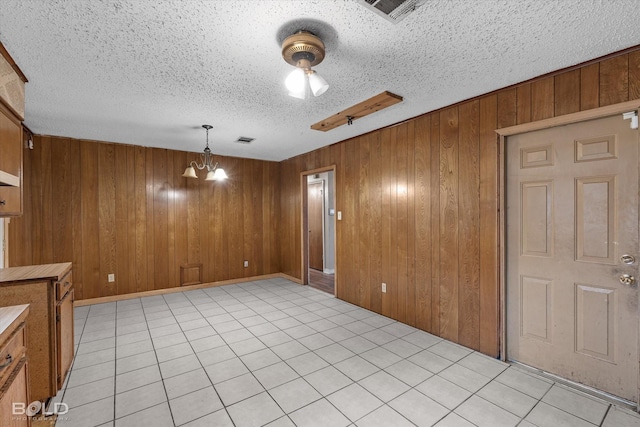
[0, 186, 22, 216]
[0, 322, 25, 386]
[56, 271, 73, 301]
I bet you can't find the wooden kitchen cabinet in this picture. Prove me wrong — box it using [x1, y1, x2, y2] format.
[0, 42, 27, 217]
[56, 279, 73, 390]
[0, 304, 30, 427]
[0, 263, 73, 403]
[0, 103, 23, 216]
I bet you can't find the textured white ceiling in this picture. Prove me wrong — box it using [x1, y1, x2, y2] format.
[1, 0, 639, 161]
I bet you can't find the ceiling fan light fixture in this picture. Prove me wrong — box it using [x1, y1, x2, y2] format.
[285, 67, 306, 93]
[308, 71, 329, 97]
[289, 88, 308, 100]
[281, 30, 329, 99]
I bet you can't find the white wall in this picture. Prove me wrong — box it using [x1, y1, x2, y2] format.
[307, 172, 335, 273]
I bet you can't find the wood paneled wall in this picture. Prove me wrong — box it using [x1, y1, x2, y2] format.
[8, 136, 280, 299]
[279, 49, 640, 357]
[6, 47, 640, 355]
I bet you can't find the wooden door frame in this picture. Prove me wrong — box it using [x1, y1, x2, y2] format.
[300, 165, 337, 295]
[1, 218, 8, 268]
[497, 99, 640, 404]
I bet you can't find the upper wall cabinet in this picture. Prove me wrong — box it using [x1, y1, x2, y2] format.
[0, 42, 26, 121]
[0, 42, 27, 217]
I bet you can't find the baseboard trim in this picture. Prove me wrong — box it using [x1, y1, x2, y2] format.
[323, 268, 335, 274]
[74, 272, 300, 307]
[279, 272, 303, 285]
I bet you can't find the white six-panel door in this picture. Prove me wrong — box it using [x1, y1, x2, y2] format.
[506, 114, 639, 402]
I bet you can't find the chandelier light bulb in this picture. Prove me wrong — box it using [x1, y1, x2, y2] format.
[212, 168, 228, 181]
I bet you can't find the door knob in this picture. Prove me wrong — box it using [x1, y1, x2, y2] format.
[619, 274, 636, 286]
[621, 254, 636, 265]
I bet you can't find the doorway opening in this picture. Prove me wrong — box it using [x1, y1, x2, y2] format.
[302, 167, 336, 295]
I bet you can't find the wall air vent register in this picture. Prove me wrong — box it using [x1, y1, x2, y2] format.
[235, 136, 255, 144]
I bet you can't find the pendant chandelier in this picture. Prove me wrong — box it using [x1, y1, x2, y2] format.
[182, 125, 227, 181]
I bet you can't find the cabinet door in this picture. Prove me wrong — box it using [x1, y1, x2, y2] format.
[0, 105, 21, 179]
[0, 103, 23, 216]
[56, 289, 74, 390]
[0, 360, 29, 427]
[0, 187, 22, 216]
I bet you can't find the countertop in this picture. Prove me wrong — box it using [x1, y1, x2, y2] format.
[0, 304, 29, 339]
[0, 262, 72, 284]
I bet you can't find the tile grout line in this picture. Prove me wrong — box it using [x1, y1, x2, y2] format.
[65, 279, 632, 427]
[213, 281, 320, 425]
[179, 287, 241, 426]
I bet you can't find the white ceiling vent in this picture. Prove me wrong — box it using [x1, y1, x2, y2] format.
[235, 136, 255, 144]
[357, 0, 422, 23]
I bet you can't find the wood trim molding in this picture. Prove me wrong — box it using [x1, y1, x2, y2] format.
[73, 272, 297, 306]
[0, 42, 28, 83]
[2, 218, 8, 268]
[300, 165, 337, 177]
[299, 165, 337, 295]
[311, 91, 403, 132]
[499, 135, 506, 361]
[279, 272, 303, 285]
[496, 99, 640, 136]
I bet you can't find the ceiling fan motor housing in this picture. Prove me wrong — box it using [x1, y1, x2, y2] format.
[281, 31, 326, 68]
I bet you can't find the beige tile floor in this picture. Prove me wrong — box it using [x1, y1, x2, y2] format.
[49, 278, 640, 427]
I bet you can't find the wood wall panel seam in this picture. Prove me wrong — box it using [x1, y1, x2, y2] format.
[629, 51, 640, 100]
[10, 138, 281, 298]
[479, 95, 499, 356]
[599, 55, 629, 106]
[580, 63, 600, 111]
[457, 100, 480, 349]
[438, 107, 459, 342]
[430, 113, 441, 336]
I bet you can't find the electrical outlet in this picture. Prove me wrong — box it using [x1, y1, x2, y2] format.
[337, 211, 342, 220]
[243, 260, 249, 268]
[108, 274, 115, 283]
[381, 282, 387, 293]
